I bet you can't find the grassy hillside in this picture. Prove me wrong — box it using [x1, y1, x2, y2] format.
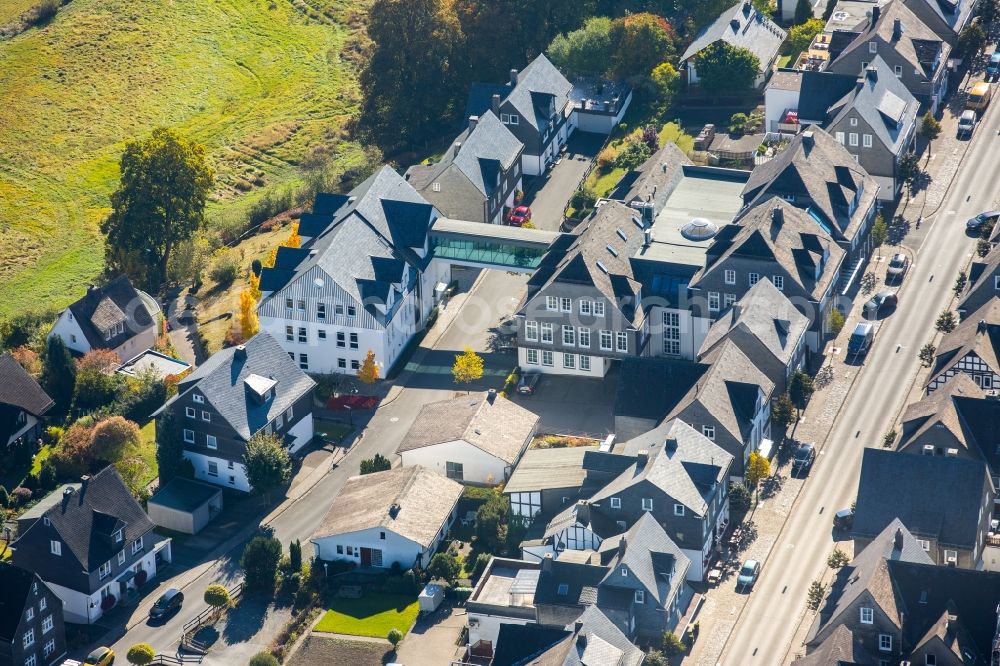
[0, 0, 369, 318]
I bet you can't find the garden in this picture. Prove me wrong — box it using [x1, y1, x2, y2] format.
[314, 593, 420, 638]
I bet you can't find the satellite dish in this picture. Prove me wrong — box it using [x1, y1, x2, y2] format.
[314, 278, 325, 289]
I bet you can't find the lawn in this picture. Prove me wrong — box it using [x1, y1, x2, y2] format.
[584, 120, 695, 198]
[137, 420, 159, 487]
[0, 0, 370, 319]
[314, 593, 420, 638]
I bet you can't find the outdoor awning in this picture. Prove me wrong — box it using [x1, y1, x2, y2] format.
[758, 439, 774, 459]
[434, 282, 448, 293]
[116, 569, 137, 583]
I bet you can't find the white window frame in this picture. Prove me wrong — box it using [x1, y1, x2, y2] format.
[560, 297, 572, 313]
[50, 541, 60, 556]
[850, 117, 858, 126]
[183, 429, 195, 444]
[22, 629, 34, 649]
[41, 615, 53, 634]
[634, 589, 645, 604]
[749, 273, 760, 286]
[562, 325, 575, 346]
[708, 292, 720, 312]
[206, 435, 217, 450]
[540, 323, 553, 344]
[563, 353, 576, 369]
[610, 497, 621, 509]
[43, 638, 55, 657]
[132, 537, 144, 555]
[99, 561, 111, 580]
[26, 607, 34, 622]
[526, 348, 539, 365]
[201, 410, 210, 422]
[579, 300, 592, 315]
[580, 355, 591, 372]
[118, 550, 126, 565]
[724, 269, 736, 285]
[599, 330, 612, 351]
[878, 634, 892, 652]
[724, 293, 736, 308]
[674, 504, 685, 516]
[594, 301, 605, 317]
[869, 41, 877, 53]
[546, 296, 558, 311]
[860, 607, 874, 624]
[835, 131, 845, 144]
[185, 407, 196, 418]
[863, 134, 873, 148]
[641, 498, 653, 511]
[894, 65, 902, 77]
[849, 133, 859, 146]
[525, 321, 539, 342]
[541, 350, 553, 367]
[615, 332, 628, 353]
[703, 425, 715, 440]
[193, 394, 204, 404]
[317, 303, 326, 320]
[772, 275, 784, 291]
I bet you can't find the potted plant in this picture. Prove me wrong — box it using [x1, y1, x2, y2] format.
[101, 594, 117, 612]
[135, 570, 148, 587]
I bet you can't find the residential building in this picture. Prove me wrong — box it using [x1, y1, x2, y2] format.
[47, 276, 157, 362]
[679, 1, 787, 88]
[310, 465, 463, 569]
[957, 250, 1000, 319]
[465, 54, 575, 176]
[852, 448, 993, 569]
[0, 563, 66, 666]
[740, 128, 877, 290]
[396, 390, 538, 485]
[0, 353, 53, 449]
[902, 0, 976, 46]
[466, 557, 542, 651]
[257, 166, 448, 376]
[10, 468, 172, 624]
[697, 277, 809, 394]
[505, 446, 602, 524]
[926, 300, 1000, 392]
[154, 333, 316, 492]
[405, 111, 523, 225]
[569, 79, 633, 134]
[516, 201, 646, 377]
[824, 2, 950, 113]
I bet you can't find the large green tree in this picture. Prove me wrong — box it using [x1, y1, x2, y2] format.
[241, 536, 283, 591]
[695, 42, 760, 92]
[101, 128, 213, 291]
[243, 432, 291, 502]
[547, 16, 615, 76]
[609, 13, 676, 80]
[155, 411, 187, 486]
[41, 335, 75, 415]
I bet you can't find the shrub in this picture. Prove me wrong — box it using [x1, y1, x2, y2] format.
[730, 482, 752, 512]
[101, 594, 117, 611]
[289, 539, 302, 572]
[209, 250, 241, 286]
[614, 138, 652, 171]
[387, 628, 403, 648]
[662, 630, 686, 656]
[644, 650, 668, 666]
[126, 643, 156, 666]
[596, 145, 620, 170]
[204, 584, 232, 609]
[249, 652, 279, 666]
[827, 548, 850, 568]
[241, 536, 283, 591]
[470, 553, 491, 583]
[11, 487, 32, 507]
[427, 552, 461, 583]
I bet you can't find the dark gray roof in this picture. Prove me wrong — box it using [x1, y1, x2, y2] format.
[147, 477, 222, 513]
[11, 467, 155, 588]
[0, 352, 53, 422]
[680, 0, 787, 72]
[63, 276, 155, 351]
[493, 605, 643, 666]
[794, 625, 877, 665]
[929, 300, 1000, 388]
[165, 333, 315, 441]
[852, 448, 991, 549]
[597, 513, 690, 606]
[827, 58, 919, 155]
[612, 142, 691, 216]
[902, 0, 975, 42]
[796, 71, 858, 123]
[465, 54, 573, 134]
[614, 357, 711, 422]
[534, 558, 607, 608]
[0, 564, 50, 643]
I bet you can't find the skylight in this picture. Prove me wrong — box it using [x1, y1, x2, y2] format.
[616, 228, 628, 241]
[606, 244, 619, 257]
[596, 261, 609, 274]
[631, 216, 644, 229]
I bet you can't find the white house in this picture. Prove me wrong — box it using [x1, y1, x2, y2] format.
[396, 390, 538, 485]
[257, 167, 449, 376]
[311, 466, 463, 569]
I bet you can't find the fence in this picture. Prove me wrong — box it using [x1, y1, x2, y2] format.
[180, 580, 244, 655]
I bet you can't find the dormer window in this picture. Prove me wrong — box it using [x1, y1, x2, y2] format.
[50, 541, 61, 556]
[634, 590, 645, 604]
[193, 394, 204, 404]
[114, 529, 123, 544]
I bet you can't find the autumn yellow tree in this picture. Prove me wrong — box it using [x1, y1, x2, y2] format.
[452, 346, 484, 391]
[284, 223, 301, 249]
[358, 350, 380, 393]
[240, 290, 259, 338]
[248, 271, 262, 300]
[263, 247, 277, 269]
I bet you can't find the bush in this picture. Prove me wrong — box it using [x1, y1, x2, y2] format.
[730, 482, 752, 512]
[596, 145, 620, 170]
[11, 487, 32, 507]
[241, 536, 283, 591]
[126, 643, 156, 666]
[644, 650, 669, 666]
[614, 138, 652, 171]
[289, 539, 302, 572]
[209, 250, 241, 286]
[204, 584, 232, 609]
[662, 630, 686, 656]
[427, 552, 461, 584]
[387, 628, 403, 648]
[249, 652, 279, 666]
[470, 553, 491, 583]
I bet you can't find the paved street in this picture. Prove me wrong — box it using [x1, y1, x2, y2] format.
[523, 131, 604, 230]
[717, 85, 1000, 664]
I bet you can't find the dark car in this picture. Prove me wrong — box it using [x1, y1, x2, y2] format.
[966, 210, 1000, 232]
[149, 588, 184, 620]
[989, 52, 1000, 81]
[517, 372, 541, 395]
[833, 507, 854, 530]
[792, 442, 816, 474]
[885, 253, 908, 282]
[508, 206, 532, 227]
[864, 291, 898, 319]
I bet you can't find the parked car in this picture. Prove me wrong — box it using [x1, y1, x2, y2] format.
[736, 560, 761, 591]
[885, 253, 908, 282]
[149, 588, 184, 620]
[864, 291, 898, 318]
[988, 52, 1000, 81]
[967, 81, 993, 112]
[84, 647, 115, 666]
[508, 206, 532, 227]
[847, 322, 875, 357]
[966, 210, 1000, 232]
[517, 372, 541, 395]
[833, 507, 855, 530]
[792, 442, 816, 474]
[958, 110, 977, 137]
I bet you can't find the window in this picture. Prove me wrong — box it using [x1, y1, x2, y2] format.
[615, 332, 627, 353]
[25, 655, 36, 666]
[563, 353, 576, 369]
[724, 293, 736, 308]
[542, 351, 553, 366]
[38, 597, 45, 611]
[336, 332, 345, 348]
[347, 305, 356, 317]
[338, 358, 346, 369]
[860, 607, 874, 624]
[578, 327, 590, 347]
[926, 655, 937, 666]
[201, 411, 211, 422]
[708, 292, 720, 312]
[850, 117, 858, 127]
[560, 297, 572, 312]
[285, 325, 294, 342]
[41, 615, 53, 634]
[869, 41, 877, 53]
[562, 325, 575, 346]
[674, 504, 685, 516]
[193, 394, 204, 404]
[317, 303, 326, 320]
[594, 301, 605, 317]
[508, 114, 519, 125]
[861, 61, 868, 70]
[557, 583, 569, 595]
[183, 429, 194, 444]
[863, 134, 873, 148]
[835, 131, 845, 144]
[446, 462, 464, 481]
[641, 498, 653, 511]
[208, 462, 218, 477]
[26, 607, 34, 621]
[546, 296, 558, 311]
[702, 425, 715, 440]
[118, 550, 126, 565]
[663, 311, 680, 356]
[621, 567, 628, 577]
[878, 634, 892, 652]
[894, 65, 902, 77]
[336, 545, 343, 554]
[228, 460, 234, 469]
[600, 330, 612, 351]
[185, 407, 196, 418]
[286, 406, 293, 420]
[23, 629, 34, 649]
[525, 321, 539, 341]
[526, 348, 539, 365]
[917, 539, 930, 551]
[348, 333, 358, 349]
[334, 304, 345, 316]
[849, 133, 859, 146]
[634, 590, 645, 604]
[297, 300, 306, 312]
[114, 529, 123, 543]
[43, 639, 55, 657]
[580, 355, 591, 371]
[749, 273, 760, 286]
[944, 549, 958, 562]
[540, 323, 553, 343]
[432, 182, 441, 192]
[318, 329, 326, 340]
[610, 497, 621, 509]
[772, 275, 784, 291]
[580, 300, 592, 315]
[299, 354, 309, 370]
[724, 269, 736, 285]
[298, 327, 307, 343]
[99, 561, 111, 580]
[132, 537, 144, 555]
[285, 298, 293, 310]
[350, 359, 359, 370]
[206, 435, 217, 450]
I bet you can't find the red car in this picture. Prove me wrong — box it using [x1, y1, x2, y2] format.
[508, 206, 532, 226]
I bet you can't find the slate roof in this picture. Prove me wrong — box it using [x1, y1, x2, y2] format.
[0, 563, 46, 643]
[826, 57, 919, 155]
[699, 198, 845, 302]
[698, 277, 809, 367]
[160, 333, 315, 441]
[680, 0, 788, 74]
[796, 71, 858, 123]
[311, 466, 462, 548]
[0, 352, 54, 443]
[902, 0, 975, 41]
[852, 448, 991, 549]
[396, 391, 538, 465]
[596, 513, 691, 606]
[958, 254, 1000, 317]
[534, 558, 608, 608]
[11, 467, 155, 589]
[897, 372, 985, 454]
[740, 127, 880, 244]
[493, 605, 643, 666]
[611, 142, 691, 216]
[504, 446, 599, 495]
[62, 276, 155, 351]
[525, 201, 647, 327]
[614, 357, 710, 422]
[793, 625, 877, 665]
[929, 300, 1000, 388]
[592, 419, 733, 516]
[465, 54, 573, 134]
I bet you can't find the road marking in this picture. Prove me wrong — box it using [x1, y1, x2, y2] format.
[946, 210, 956, 215]
[390, 417, 399, 422]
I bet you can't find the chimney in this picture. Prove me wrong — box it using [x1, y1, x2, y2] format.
[636, 450, 649, 468]
[576, 632, 588, 648]
[487, 388, 497, 404]
[872, 5, 881, 25]
[542, 552, 553, 572]
[80, 475, 90, 490]
[234, 344, 247, 360]
[894, 527, 904, 551]
[664, 438, 677, 454]
[87, 284, 98, 293]
[730, 18, 741, 31]
[453, 141, 462, 157]
[388, 502, 401, 519]
[893, 17, 902, 39]
[743, 0, 752, 14]
[802, 130, 814, 147]
[61, 485, 75, 508]
[468, 115, 479, 131]
[733, 303, 743, 320]
[510, 68, 519, 87]
[643, 227, 652, 247]
[491, 93, 501, 114]
[574, 620, 584, 634]
[979, 319, 988, 334]
[618, 536, 628, 559]
[576, 501, 591, 527]
[866, 65, 878, 82]
[772, 206, 784, 226]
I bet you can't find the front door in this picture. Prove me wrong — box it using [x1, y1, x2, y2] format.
[360, 548, 372, 567]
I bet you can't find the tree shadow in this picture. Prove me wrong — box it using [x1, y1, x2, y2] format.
[221, 592, 270, 645]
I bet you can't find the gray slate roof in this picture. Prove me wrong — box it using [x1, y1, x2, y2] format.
[0, 564, 51, 643]
[311, 465, 462, 547]
[793, 625, 876, 665]
[165, 333, 315, 441]
[0, 352, 54, 417]
[852, 448, 992, 549]
[465, 54, 573, 135]
[827, 57, 919, 155]
[397, 391, 538, 465]
[929, 299, 1000, 388]
[63, 276, 155, 351]
[680, 0, 787, 72]
[597, 512, 690, 606]
[614, 357, 710, 422]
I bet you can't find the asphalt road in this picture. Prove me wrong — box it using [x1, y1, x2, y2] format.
[720, 99, 1000, 663]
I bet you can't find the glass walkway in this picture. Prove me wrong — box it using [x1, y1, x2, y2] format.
[429, 217, 560, 272]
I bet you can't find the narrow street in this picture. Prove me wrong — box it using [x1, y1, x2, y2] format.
[718, 90, 1000, 663]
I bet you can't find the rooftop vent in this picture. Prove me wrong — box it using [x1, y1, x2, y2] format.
[606, 244, 619, 257]
[596, 261, 609, 274]
[616, 228, 628, 241]
[680, 218, 719, 241]
[389, 502, 401, 519]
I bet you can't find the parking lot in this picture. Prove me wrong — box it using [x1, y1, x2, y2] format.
[522, 131, 605, 231]
[510, 365, 619, 437]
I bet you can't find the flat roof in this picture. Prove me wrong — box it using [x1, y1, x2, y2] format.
[475, 565, 537, 608]
[825, 0, 884, 33]
[637, 167, 747, 266]
[117, 350, 190, 379]
[504, 446, 598, 494]
[148, 477, 222, 513]
[431, 217, 561, 245]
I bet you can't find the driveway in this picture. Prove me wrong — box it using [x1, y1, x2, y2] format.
[394, 605, 467, 666]
[510, 365, 619, 438]
[523, 131, 605, 231]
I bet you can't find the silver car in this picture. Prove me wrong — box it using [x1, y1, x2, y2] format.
[958, 109, 976, 137]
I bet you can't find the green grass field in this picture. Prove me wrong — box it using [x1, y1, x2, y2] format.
[0, 0, 369, 318]
[315, 593, 419, 638]
[0, 0, 40, 27]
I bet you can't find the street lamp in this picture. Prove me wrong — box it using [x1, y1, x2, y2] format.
[324, 562, 328, 578]
[346, 405, 353, 426]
